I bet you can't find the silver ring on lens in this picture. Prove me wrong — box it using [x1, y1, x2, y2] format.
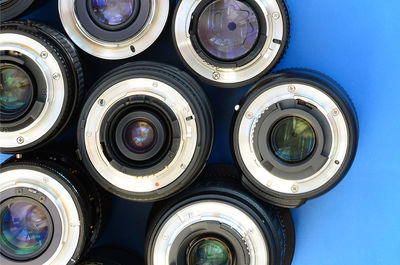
[77, 62, 214, 201]
[59, 0, 169, 59]
[0, 21, 83, 153]
[173, 0, 288, 87]
[232, 70, 358, 207]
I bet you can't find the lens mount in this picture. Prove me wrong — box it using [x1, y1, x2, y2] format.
[0, 21, 84, 153]
[59, 0, 169, 59]
[173, 0, 289, 87]
[77, 62, 214, 201]
[232, 69, 358, 207]
[0, 165, 80, 264]
[145, 164, 295, 265]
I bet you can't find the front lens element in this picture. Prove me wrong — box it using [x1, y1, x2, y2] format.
[0, 64, 33, 114]
[0, 200, 50, 257]
[271, 116, 316, 163]
[197, 0, 259, 60]
[91, 0, 135, 26]
[188, 238, 231, 265]
[123, 120, 157, 153]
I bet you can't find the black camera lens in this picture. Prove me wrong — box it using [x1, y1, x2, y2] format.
[0, 0, 45, 22]
[59, 0, 169, 59]
[145, 164, 295, 265]
[270, 116, 316, 163]
[78, 246, 143, 265]
[173, 0, 289, 87]
[77, 62, 214, 201]
[232, 69, 358, 208]
[0, 153, 108, 264]
[0, 21, 84, 153]
[0, 63, 34, 117]
[197, 0, 259, 61]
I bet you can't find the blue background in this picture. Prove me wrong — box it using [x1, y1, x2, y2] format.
[1, 0, 400, 264]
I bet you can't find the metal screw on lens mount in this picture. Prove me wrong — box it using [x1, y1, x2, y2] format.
[38, 196, 46, 203]
[332, 109, 340, 116]
[212, 72, 220, 80]
[288, 85, 296, 93]
[245, 112, 254, 119]
[40, 51, 48, 58]
[16, 189, 23, 195]
[52, 73, 61, 80]
[16, 136, 24, 144]
[98, 99, 105, 106]
[291, 184, 299, 193]
[272, 12, 280, 20]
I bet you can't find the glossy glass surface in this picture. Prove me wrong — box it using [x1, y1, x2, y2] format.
[188, 238, 231, 265]
[270, 116, 316, 163]
[91, 0, 135, 26]
[0, 64, 33, 114]
[0, 200, 49, 256]
[123, 120, 157, 153]
[197, 0, 259, 60]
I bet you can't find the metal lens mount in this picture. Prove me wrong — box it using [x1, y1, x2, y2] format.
[0, 21, 84, 153]
[77, 62, 214, 201]
[59, 0, 169, 59]
[0, 153, 106, 264]
[145, 164, 295, 265]
[232, 69, 358, 208]
[173, 0, 289, 87]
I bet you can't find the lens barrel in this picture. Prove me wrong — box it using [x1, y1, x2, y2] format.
[77, 61, 214, 201]
[0, 152, 108, 264]
[173, 0, 289, 87]
[232, 69, 358, 208]
[0, 20, 84, 153]
[58, 0, 169, 59]
[0, 0, 46, 22]
[145, 164, 295, 265]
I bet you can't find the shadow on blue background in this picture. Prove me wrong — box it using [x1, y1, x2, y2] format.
[1, 0, 400, 264]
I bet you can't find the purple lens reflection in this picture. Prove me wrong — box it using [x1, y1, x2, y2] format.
[0, 200, 49, 256]
[91, 0, 135, 26]
[197, 0, 260, 61]
[123, 120, 157, 153]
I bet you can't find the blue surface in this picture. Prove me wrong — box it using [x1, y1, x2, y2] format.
[1, 0, 400, 264]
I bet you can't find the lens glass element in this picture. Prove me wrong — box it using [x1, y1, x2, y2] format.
[0, 64, 33, 114]
[123, 120, 157, 153]
[91, 0, 135, 26]
[188, 237, 231, 265]
[271, 116, 316, 163]
[197, 0, 259, 61]
[0, 200, 50, 256]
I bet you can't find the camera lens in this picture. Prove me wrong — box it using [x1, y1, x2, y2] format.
[59, 0, 169, 59]
[173, 0, 289, 87]
[0, 64, 33, 116]
[187, 237, 232, 265]
[0, 0, 40, 22]
[232, 69, 358, 208]
[270, 116, 316, 163]
[77, 62, 214, 201]
[145, 164, 295, 265]
[197, 0, 259, 61]
[90, 0, 135, 28]
[0, 21, 84, 153]
[0, 153, 108, 264]
[0, 198, 51, 259]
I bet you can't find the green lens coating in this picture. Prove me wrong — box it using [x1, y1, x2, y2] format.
[188, 237, 231, 265]
[271, 116, 316, 163]
[0, 200, 50, 257]
[0, 64, 33, 114]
